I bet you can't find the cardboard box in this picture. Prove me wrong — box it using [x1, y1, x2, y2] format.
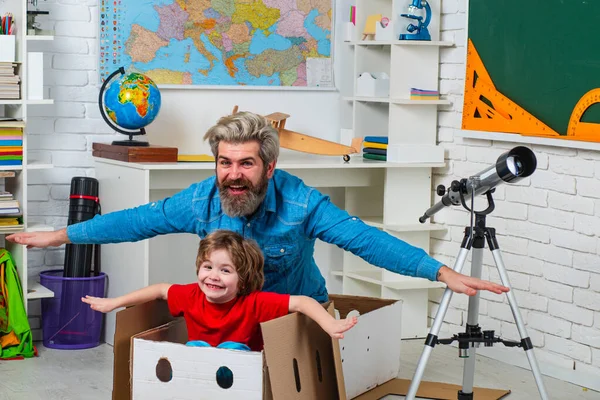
[112, 295, 405, 400]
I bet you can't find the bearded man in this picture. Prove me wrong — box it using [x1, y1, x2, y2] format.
[7, 111, 508, 300]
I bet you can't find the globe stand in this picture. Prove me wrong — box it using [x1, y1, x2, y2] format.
[99, 67, 151, 147]
[111, 128, 148, 146]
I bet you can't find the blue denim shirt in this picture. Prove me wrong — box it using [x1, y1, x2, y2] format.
[68, 169, 443, 302]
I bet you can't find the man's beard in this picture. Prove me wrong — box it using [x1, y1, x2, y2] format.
[218, 170, 269, 217]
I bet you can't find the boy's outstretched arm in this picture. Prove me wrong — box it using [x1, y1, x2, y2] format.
[81, 283, 171, 313]
[289, 295, 358, 339]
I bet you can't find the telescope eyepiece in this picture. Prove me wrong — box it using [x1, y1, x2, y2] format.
[496, 146, 537, 183]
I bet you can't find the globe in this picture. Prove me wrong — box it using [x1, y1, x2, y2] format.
[103, 71, 161, 131]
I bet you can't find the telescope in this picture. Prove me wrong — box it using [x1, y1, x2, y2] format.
[408, 145, 549, 400]
[419, 146, 537, 223]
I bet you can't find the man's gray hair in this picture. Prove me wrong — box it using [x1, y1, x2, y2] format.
[204, 111, 280, 165]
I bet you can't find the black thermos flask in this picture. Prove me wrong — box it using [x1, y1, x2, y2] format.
[63, 177, 101, 277]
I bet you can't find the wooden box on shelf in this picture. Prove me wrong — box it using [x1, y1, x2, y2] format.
[92, 142, 178, 163]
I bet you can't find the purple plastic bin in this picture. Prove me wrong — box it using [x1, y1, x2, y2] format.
[40, 269, 106, 350]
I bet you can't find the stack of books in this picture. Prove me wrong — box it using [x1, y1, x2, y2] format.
[362, 136, 388, 161]
[0, 62, 20, 99]
[0, 121, 23, 165]
[0, 176, 23, 232]
[0, 190, 22, 231]
[0, 191, 19, 214]
[410, 88, 440, 100]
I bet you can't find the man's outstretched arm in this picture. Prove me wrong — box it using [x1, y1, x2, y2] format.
[7, 228, 70, 248]
[305, 190, 508, 296]
[7, 183, 201, 248]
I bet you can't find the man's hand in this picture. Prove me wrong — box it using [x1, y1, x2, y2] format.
[81, 295, 119, 313]
[323, 316, 358, 339]
[437, 266, 509, 296]
[5, 228, 70, 249]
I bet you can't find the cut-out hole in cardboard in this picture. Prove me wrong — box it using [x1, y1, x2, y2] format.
[216, 366, 234, 389]
[293, 358, 301, 392]
[155, 357, 172, 382]
[316, 350, 323, 382]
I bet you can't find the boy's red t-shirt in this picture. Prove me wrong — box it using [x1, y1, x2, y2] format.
[167, 283, 290, 351]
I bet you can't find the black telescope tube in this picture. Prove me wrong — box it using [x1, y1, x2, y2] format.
[63, 177, 100, 277]
[495, 146, 537, 182]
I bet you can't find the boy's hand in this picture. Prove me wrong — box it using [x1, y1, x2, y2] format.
[81, 295, 118, 313]
[324, 316, 358, 339]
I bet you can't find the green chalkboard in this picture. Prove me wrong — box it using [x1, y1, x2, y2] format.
[468, 0, 600, 135]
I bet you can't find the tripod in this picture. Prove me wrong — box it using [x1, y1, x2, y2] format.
[406, 190, 549, 400]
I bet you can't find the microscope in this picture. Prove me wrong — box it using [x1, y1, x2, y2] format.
[399, 0, 431, 41]
[27, 0, 50, 36]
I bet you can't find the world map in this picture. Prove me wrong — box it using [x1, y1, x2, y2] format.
[99, 0, 333, 87]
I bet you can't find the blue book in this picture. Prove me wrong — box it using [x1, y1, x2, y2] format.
[363, 148, 387, 156]
[363, 136, 388, 144]
[0, 140, 23, 146]
[0, 160, 22, 165]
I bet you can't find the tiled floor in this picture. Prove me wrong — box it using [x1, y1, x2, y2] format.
[0, 339, 597, 399]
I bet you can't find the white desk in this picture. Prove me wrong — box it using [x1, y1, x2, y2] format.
[94, 154, 445, 344]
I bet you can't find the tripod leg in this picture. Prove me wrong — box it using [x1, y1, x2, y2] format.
[491, 248, 549, 400]
[459, 247, 484, 399]
[406, 247, 471, 400]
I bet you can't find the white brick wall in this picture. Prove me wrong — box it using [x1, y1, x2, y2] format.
[431, 2, 600, 384]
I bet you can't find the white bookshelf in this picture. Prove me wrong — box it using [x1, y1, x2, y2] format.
[332, 0, 451, 338]
[0, 0, 55, 311]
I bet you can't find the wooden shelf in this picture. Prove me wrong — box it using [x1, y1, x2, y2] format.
[383, 278, 446, 290]
[0, 225, 25, 234]
[95, 154, 445, 170]
[339, 270, 446, 290]
[349, 40, 454, 47]
[26, 99, 54, 105]
[352, 96, 390, 103]
[27, 223, 54, 232]
[0, 165, 22, 171]
[346, 270, 383, 285]
[27, 280, 54, 300]
[361, 216, 385, 229]
[26, 35, 54, 41]
[27, 162, 54, 170]
[384, 223, 447, 233]
[360, 216, 447, 233]
[334, 0, 450, 339]
[391, 98, 451, 105]
[0, 100, 23, 105]
[343, 96, 451, 106]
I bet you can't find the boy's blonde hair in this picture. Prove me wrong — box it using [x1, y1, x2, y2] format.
[196, 230, 264, 296]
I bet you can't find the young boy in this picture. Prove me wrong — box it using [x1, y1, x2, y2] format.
[82, 230, 357, 351]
